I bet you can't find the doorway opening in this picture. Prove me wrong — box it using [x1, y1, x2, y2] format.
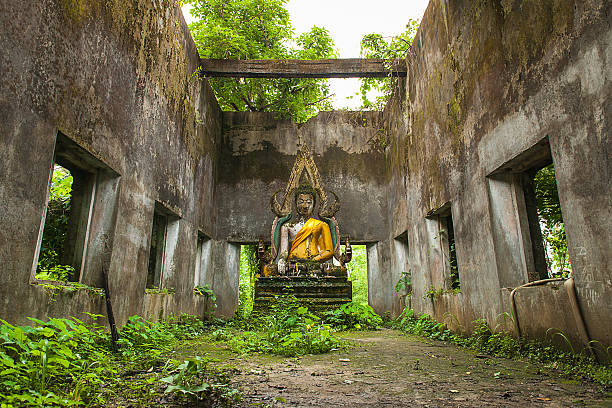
[238, 244, 259, 317]
[344, 244, 368, 306]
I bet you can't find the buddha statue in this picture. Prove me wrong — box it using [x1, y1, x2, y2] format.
[257, 144, 351, 277]
[276, 185, 334, 274]
[259, 182, 351, 277]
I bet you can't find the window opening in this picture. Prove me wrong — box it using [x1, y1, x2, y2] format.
[146, 207, 167, 289]
[194, 232, 211, 287]
[530, 164, 569, 278]
[35, 157, 96, 283]
[36, 164, 76, 281]
[488, 137, 569, 282]
[33, 132, 120, 287]
[447, 215, 459, 290]
[345, 244, 368, 306]
[427, 203, 460, 291]
[393, 232, 411, 297]
[442, 212, 460, 290]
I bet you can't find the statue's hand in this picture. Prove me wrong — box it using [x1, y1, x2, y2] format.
[278, 257, 287, 275]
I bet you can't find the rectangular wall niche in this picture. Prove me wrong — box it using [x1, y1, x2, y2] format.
[393, 231, 410, 283]
[426, 203, 460, 291]
[194, 232, 212, 287]
[487, 137, 567, 287]
[146, 203, 180, 289]
[33, 132, 119, 285]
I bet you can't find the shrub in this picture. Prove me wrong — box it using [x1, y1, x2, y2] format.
[323, 302, 383, 331]
[0, 316, 113, 406]
[218, 296, 343, 357]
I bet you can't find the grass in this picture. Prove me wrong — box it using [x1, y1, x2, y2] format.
[392, 308, 612, 387]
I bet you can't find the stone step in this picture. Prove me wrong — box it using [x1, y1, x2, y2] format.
[253, 297, 351, 311]
[253, 276, 352, 311]
[255, 291, 351, 299]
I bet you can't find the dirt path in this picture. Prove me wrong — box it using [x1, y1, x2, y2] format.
[199, 329, 611, 407]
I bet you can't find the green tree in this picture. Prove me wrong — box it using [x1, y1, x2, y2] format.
[357, 19, 419, 110]
[533, 164, 570, 277]
[345, 245, 368, 306]
[238, 245, 258, 317]
[36, 165, 75, 281]
[183, 0, 337, 123]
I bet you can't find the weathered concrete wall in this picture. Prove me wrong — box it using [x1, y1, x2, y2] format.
[0, 0, 222, 324]
[217, 111, 389, 244]
[384, 0, 612, 351]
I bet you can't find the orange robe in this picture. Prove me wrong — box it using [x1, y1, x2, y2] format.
[288, 218, 334, 261]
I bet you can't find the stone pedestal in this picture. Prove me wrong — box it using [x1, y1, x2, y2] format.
[254, 276, 352, 311]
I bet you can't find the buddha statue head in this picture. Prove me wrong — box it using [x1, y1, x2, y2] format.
[294, 184, 317, 218]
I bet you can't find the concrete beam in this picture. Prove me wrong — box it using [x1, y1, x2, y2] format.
[199, 58, 407, 78]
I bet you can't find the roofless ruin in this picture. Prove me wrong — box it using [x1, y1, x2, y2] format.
[0, 0, 611, 364]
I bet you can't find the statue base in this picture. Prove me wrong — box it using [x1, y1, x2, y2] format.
[253, 276, 352, 312]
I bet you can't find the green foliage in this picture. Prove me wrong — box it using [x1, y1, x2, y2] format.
[160, 356, 241, 403]
[184, 0, 337, 123]
[0, 314, 236, 406]
[424, 285, 460, 301]
[36, 282, 105, 304]
[237, 245, 257, 317]
[346, 245, 368, 306]
[214, 296, 342, 357]
[194, 284, 217, 314]
[117, 316, 176, 354]
[533, 164, 563, 225]
[533, 164, 570, 277]
[36, 265, 76, 283]
[395, 270, 412, 293]
[0, 316, 114, 406]
[357, 20, 419, 110]
[144, 287, 176, 295]
[36, 165, 75, 281]
[323, 302, 382, 331]
[393, 308, 612, 386]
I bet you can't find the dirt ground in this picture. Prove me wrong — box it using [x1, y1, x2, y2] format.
[198, 329, 612, 408]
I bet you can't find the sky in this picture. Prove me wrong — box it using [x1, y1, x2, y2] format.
[181, 0, 430, 109]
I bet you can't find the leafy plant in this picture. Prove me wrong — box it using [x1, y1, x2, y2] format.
[395, 270, 412, 294]
[194, 284, 217, 312]
[323, 302, 382, 331]
[0, 314, 238, 406]
[160, 356, 240, 403]
[424, 285, 460, 301]
[0, 316, 114, 406]
[217, 296, 343, 357]
[144, 287, 176, 295]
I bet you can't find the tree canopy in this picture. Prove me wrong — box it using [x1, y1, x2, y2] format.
[183, 0, 337, 122]
[357, 19, 419, 110]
